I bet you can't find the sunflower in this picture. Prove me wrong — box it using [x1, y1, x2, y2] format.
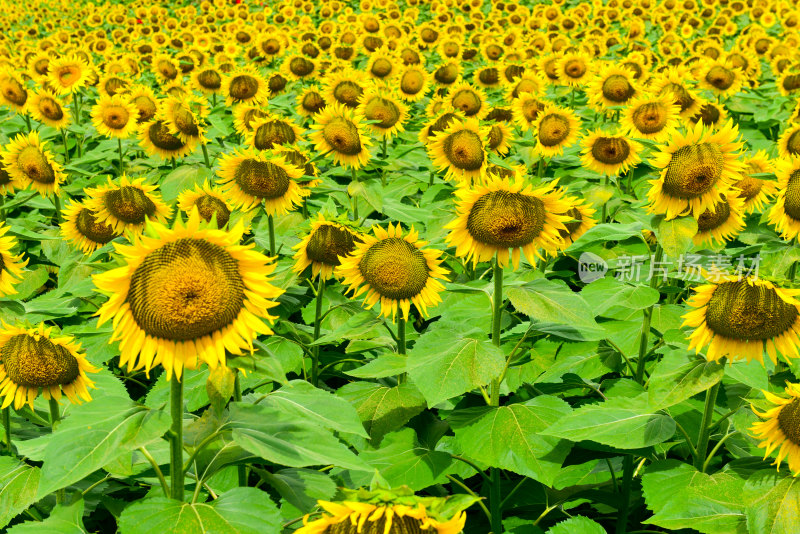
[683, 274, 800, 364]
[445, 80, 488, 119]
[0, 223, 26, 297]
[622, 93, 682, 142]
[418, 110, 464, 144]
[277, 146, 320, 186]
[177, 180, 232, 227]
[474, 66, 502, 90]
[217, 147, 305, 214]
[0, 163, 17, 197]
[296, 487, 469, 534]
[232, 103, 269, 135]
[246, 115, 304, 151]
[750, 382, 800, 475]
[511, 94, 546, 132]
[504, 71, 546, 101]
[309, 102, 373, 170]
[432, 61, 462, 88]
[533, 104, 581, 158]
[0, 323, 97, 411]
[151, 54, 180, 84]
[223, 67, 270, 106]
[651, 68, 702, 119]
[587, 64, 640, 111]
[296, 85, 327, 117]
[293, 214, 362, 279]
[93, 208, 283, 380]
[281, 53, 318, 81]
[47, 54, 90, 95]
[324, 68, 368, 108]
[126, 84, 159, 124]
[734, 151, 777, 213]
[357, 88, 408, 139]
[91, 94, 138, 139]
[688, 101, 729, 129]
[693, 191, 746, 246]
[777, 70, 800, 97]
[556, 51, 593, 87]
[84, 175, 172, 234]
[390, 65, 427, 103]
[28, 88, 70, 130]
[778, 124, 800, 159]
[97, 72, 130, 98]
[444, 172, 571, 269]
[698, 59, 744, 98]
[365, 50, 397, 80]
[162, 97, 208, 145]
[138, 119, 196, 160]
[337, 223, 447, 321]
[580, 128, 642, 176]
[487, 121, 514, 156]
[768, 156, 800, 240]
[427, 116, 490, 183]
[191, 64, 225, 95]
[61, 201, 120, 254]
[0, 131, 65, 196]
[647, 120, 743, 219]
[558, 195, 597, 247]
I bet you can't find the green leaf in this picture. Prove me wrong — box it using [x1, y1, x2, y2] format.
[648, 350, 724, 410]
[158, 165, 212, 203]
[507, 279, 605, 340]
[568, 222, 645, 250]
[580, 277, 660, 316]
[652, 215, 698, 258]
[541, 396, 676, 449]
[337, 382, 427, 444]
[448, 396, 573, 485]
[345, 354, 408, 378]
[7, 500, 87, 534]
[406, 324, 504, 407]
[0, 457, 41, 529]
[118, 487, 280, 534]
[258, 468, 336, 513]
[546, 516, 607, 534]
[743, 470, 800, 534]
[359, 428, 453, 490]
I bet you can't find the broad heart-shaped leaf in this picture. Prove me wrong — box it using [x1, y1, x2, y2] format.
[546, 516, 607, 534]
[652, 215, 698, 258]
[357, 428, 453, 490]
[406, 324, 504, 408]
[261, 380, 368, 438]
[648, 350, 724, 410]
[118, 487, 280, 534]
[641, 460, 747, 534]
[29, 396, 170, 499]
[0, 457, 41, 529]
[448, 396, 572, 486]
[507, 279, 605, 341]
[541, 395, 675, 449]
[580, 277, 660, 316]
[743, 469, 800, 534]
[258, 468, 336, 513]
[7, 499, 86, 534]
[337, 382, 427, 444]
[228, 402, 370, 471]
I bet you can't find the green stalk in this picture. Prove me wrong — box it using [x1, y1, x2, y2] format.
[351, 166, 359, 220]
[789, 257, 797, 283]
[489, 258, 504, 534]
[311, 276, 326, 387]
[169, 377, 184, 501]
[52, 193, 62, 224]
[117, 138, 124, 174]
[694, 381, 721, 472]
[60, 129, 70, 163]
[233, 374, 247, 487]
[381, 136, 388, 159]
[171, 158, 177, 170]
[429, 171, 434, 186]
[536, 159, 544, 180]
[72, 93, 83, 158]
[24, 114, 32, 133]
[616, 456, 634, 534]
[201, 143, 211, 168]
[3, 407, 11, 453]
[601, 175, 609, 223]
[398, 316, 407, 355]
[211, 94, 217, 108]
[267, 214, 276, 257]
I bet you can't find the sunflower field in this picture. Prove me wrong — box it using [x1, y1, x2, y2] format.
[4, 0, 800, 533]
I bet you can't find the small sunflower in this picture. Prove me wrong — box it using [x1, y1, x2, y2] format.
[223, 67, 270, 106]
[365, 50, 397, 80]
[418, 110, 464, 145]
[217, 147, 304, 214]
[61, 201, 120, 254]
[28, 88, 70, 130]
[580, 128, 642, 176]
[427, 116, 490, 183]
[0, 73, 28, 113]
[556, 51, 593, 87]
[0, 131, 65, 196]
[357, 88, 408, 139]
[688, 101, 729, 129]
[487, 122, 514, 156]
[126, 84, 159, 124]
[97, 72, 130, 98]
[533, 105, 581, 158]
[309, 102, 373, 170]
[246, 115, 304, 151]
[91, 94, 139, 139]
[0, 323, 98, 410]
[647, 120, 743, 219]
[750, 382, 800, 475]
[397, 65, 430, 102]
[324, 69, 368, 109]
[622, 93, 682, 142]
[337, 223, 448, 321]
[232, 103, 269, 135]
[138, 119, 196, 160]
[177, 180, 232, 227]
[191, 64, 225, 95]
[0, 223, 26, 296]
[693, 191, 746, 246]
[587, 64, 641, 111]
[162, 97, 208, 145]
[444, 172, 571, 269]
[445, 80, 488, 119]
[94, 209, 283, 380]
[511, 94, 546, 132]
[768, 156, 800, 240]
[778, 123, 800, 159]
[281, 53, 318, 82]
[698, 59, 744, 98]
[652, 69, 702, 119]
[683, 275, 800, 364]
[47, 54, 91, 95]
[152, 54, 180, 84]
[84, 175, 172, 234]
[293, 214, 362, 279]
[558, 195, 597, 247]
[734, 151, 777, 213]
[296, 85, 327, 117]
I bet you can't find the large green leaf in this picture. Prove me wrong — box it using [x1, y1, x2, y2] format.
[743, 470, 800, 534]
[359, 428, 453, 490]
[648, 350, 724, 410]
[546, 516, 607, 534]
[258, 468, 336, 513]
[0, 457, 41, 529]
[7, 500, 86, 534]
[652, 215, 698, 258]
[580, 277, 660, 316]
[448, 396, 572, 485]
[118, 487, 280, 534]
[337, 382, 427, 444]
[406, 324, 504, 407]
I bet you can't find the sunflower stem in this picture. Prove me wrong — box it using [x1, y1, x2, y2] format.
[616, 455, 635, 534]
[169, 377, 184, 501]
[489, 258, 504, 534]
[52, 193, 62, 224]
[429, 171, 434, 186]
[351, 166, 359, 220]
[23, 114, 32, 133]
[171, 157, 177, 170]
[311, 276, 326, 387]
[695, 381, 721, 472]
[233, 373, 248, 487]
[48, 399, 65, 503]
[381, 136, 388, 159]
[211, 94, 217, 108]
[536, 158, 544, 181]
[789, 256, 797, 283]
[201, 143, 211, 168]
[60, 129, 70, 163]
[117, 138, 124, 175]
[3, 407, 11, 454]
[267, 214, 276, 257]
[398, 316, 406, 355]
[601, 175, 609, 223]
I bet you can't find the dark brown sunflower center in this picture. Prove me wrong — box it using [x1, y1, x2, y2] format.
[359, 237, 429, 300]
[262, 38, 281, 55]
[268, 74, 287, 95]
[785, 170, 800, 220]
[197, 70, 222, 90]
[38, 97, 63, 120]
[17, 146, 55, 184]
[786, 130, 800, 156]
[485, 44, 503, 60]
[778, 398, 800, 446]
[171, 108, 198, 136]
[194, 195, 230, 227]
[563, 59, 587, 79]
[591, 136, 631, 164]
[333, 81, 363, 107]
[538, 114, 571, 147]
[290, 57, 314, 77]
[697, 199, 731, 231]
[451, 89, 482, 116]
[705, 280, 798, 341]
[322, 118, 362, 155]
[363, 98, 400, 129]
[421, 28, 439, 43]
[466, 190, 546, 247]
[127, 238, 245, 341]
[622, 61, 643, 79]
[1, 334, 80, 388]
[559, 206, 584, 238]
[486, 108, 513, 123]
[0, 165, 11, 186]
[104, 185, 157, 224]
[662, 83, 695, 113]
[157, 60, 178, 80]
[229, 74, 259, 100]
[782, 74, 800, 92]
[302, 91, 325, 113]
[662, 143, 723, 199]
[76, 208, 117, 244]
[735, 176, 763, 201]
[104, 77, 128, 96]
[442, 130, 484, 171]
[233, 159, 291, 199]
[479, 67, 499, 86]
[632, 102, 668, 134]
[2, 78, 27, 106]
[401, 49, 421, 65]
[280, 149, 314, 176]
[321, 514, 437, 534]
[705, 66, 735, 90]
[696, 104, 721, 126]
[253, 120, 297, 150]
[371, 58, 393, 78]
[147, 121, 186, 151]
[133, 96, 157, 123]
[602, 75, 635, 102]
[434, 64, 459, 84]
[488, 125, 504, 150]
[103, 105, 131, 129]
[307, 224, 359, 266]
[426, 113, 459, 139]
[401, 71, 424, 94]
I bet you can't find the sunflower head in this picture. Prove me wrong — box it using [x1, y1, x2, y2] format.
[0, 131, 64, 196]
[0, 223, 26, 297]
[693, 191, 746, 246]
[293, 214, 363, 279]
[751, 382, 800, 475]
[47, 54, 91, 95]
[357, 88, 408, 139]
[580, 128, 642, 176]
[177, 181, 232, 228]
[533, 105, 581, 158]
[28, 88, 69, 130]
[622, 93, 681, 142]
[223, 67, 269, 106]
[247, 115, 303, 151]
[309, 102, 373, 170]
[138, 119, 195, 160]
[91, 94, 139, 139]
[768, 156, 800, 239]
[217, 147, 305, 214]
[61, 201, 120, 254]
[296, 85, 327, 117]
[427, 116, 489, 183]
[0, 73, 28, 113]
[84, 175, 172, 233]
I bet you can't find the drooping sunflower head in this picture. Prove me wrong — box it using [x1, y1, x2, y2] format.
[293, 214, 362, 279]
[296, 85, 327, 117]
[647, 120, 744, 219]
[397, 65, 430, 102]
[444, 173, 572, 269]
[622, 93, 681, 142]
[232, 103, 269, 136]
[688, 101, 729, 130]
[418, 109, 463, 145]
[281, 53, 318, 81]
[94, 209, 284, 380]
[356, 87, 408, 139]
[683, 275, 800, 364]
[277, 146, 319, 180]
[504, 70, 546, 101]
[750, 382, 800, 475]
[432, 61, 462, 87]
[427, 116, 490, 184]
[511, 94, 546, 132]
[587, 63, 640, 111]
[580, 128, 643, 176]
[768, 156, 800, 240]
[217, 146, 305, 214]
[47, 54, 91, 95]
[0, 223, 27, 297]
[138, 119, 196, 160]
[61, 201, 120, 254]
[177, 180, 232, 228]
[693, 191, 746, 247]
[445, 80, 488, 119]
[223, 66, 269, 106]
[161, 96, 209, 145]
[0, 323, 98, 410]
[84, 175, 172, 234]
[191, 64, 225, 95]
[652, 68, 702, 118]
[309, 102, 373, 170]
[778, 123, 800, 159]
[246, 114, 304, 151]
[734, 151, 777, 213]
[126, 84, 159, 125]
[0, 130, 65, 197]
[91, 94, 139, 139]
[698, 59, 744, 97]
[365, 50, 397, 80]
[28, 87, 70, 130]
[0, 72, 28, 113]
[152, 54, 180, 84]
[558, 195, 597, 247]
[97, 72, 130, 98]
[487, 121, 514, 156]
[324, 68, 368, 109]
[533, 104, 581, 158]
